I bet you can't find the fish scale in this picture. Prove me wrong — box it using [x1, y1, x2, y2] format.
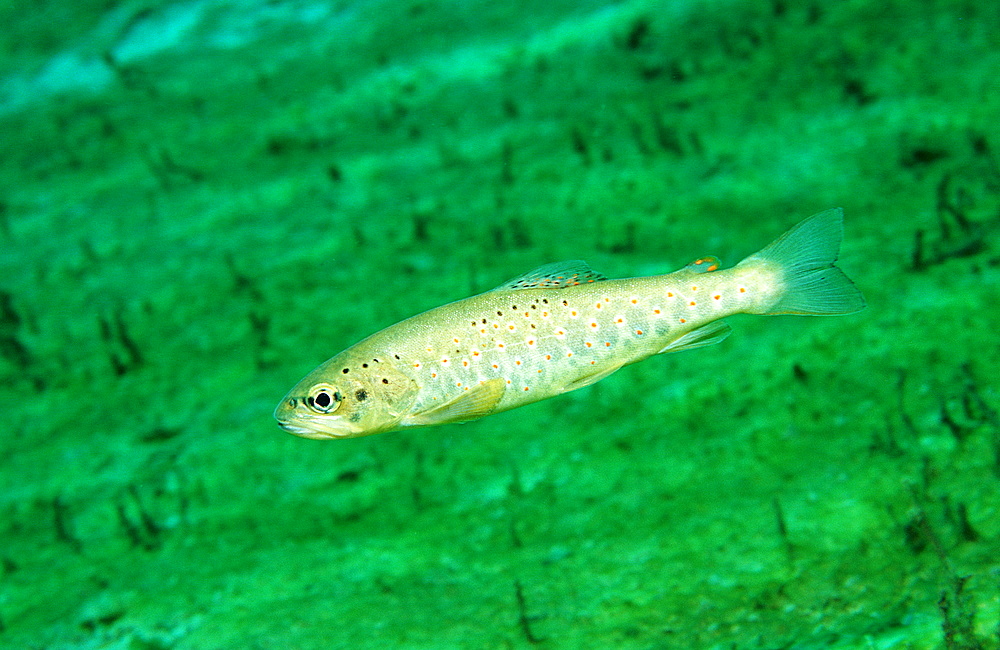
[402, 273, 732, 412]
[409, 291, 639, 406]
[275, 209, 865, 439]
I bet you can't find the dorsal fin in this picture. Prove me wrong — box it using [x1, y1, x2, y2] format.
[491, 260, 607, 291]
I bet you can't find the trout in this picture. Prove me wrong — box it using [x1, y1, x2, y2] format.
[275, 208, 864, 439]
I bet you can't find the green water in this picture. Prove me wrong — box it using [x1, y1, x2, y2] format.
[1, 1, 999, 647]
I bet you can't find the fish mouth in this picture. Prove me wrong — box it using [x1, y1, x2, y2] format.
[274, 399, 357, 439]
[276, 416, 360, 440]
[277, 422, 323, 437]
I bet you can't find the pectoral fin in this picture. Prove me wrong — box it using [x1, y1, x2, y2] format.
[404, 377, 507, 427]
[657, 321, 731, 354]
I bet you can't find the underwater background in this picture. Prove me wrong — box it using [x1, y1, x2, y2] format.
[2, 0, 999, 648]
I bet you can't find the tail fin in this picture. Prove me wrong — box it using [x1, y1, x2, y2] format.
[739, 208, 866, 315]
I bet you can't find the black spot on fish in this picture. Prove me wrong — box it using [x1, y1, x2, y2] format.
[362, 363, 368, 368]
[355, 389, 368, 401]
[382, 378, 389, 384]
[342, 368, 350, 374]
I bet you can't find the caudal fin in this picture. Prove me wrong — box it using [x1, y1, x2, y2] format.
[739, 208, 866, 315]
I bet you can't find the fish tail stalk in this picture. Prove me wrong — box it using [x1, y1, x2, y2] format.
[737, 208, 866, 316]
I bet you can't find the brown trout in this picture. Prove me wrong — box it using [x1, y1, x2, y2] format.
[275, 209, 864, 439]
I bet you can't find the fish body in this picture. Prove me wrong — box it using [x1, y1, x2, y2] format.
[275, 209, 864, 439]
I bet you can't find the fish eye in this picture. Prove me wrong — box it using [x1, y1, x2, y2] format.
[306, 384, 342, 414]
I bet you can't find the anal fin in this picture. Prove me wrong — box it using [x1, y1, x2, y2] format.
[558, 364, 623, 394]
[657, 320, 731, 354]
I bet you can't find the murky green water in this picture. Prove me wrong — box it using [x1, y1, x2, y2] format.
[2, 1, 999, 647]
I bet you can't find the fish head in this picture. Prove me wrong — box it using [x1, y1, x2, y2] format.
[274, 355, 418, 439]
